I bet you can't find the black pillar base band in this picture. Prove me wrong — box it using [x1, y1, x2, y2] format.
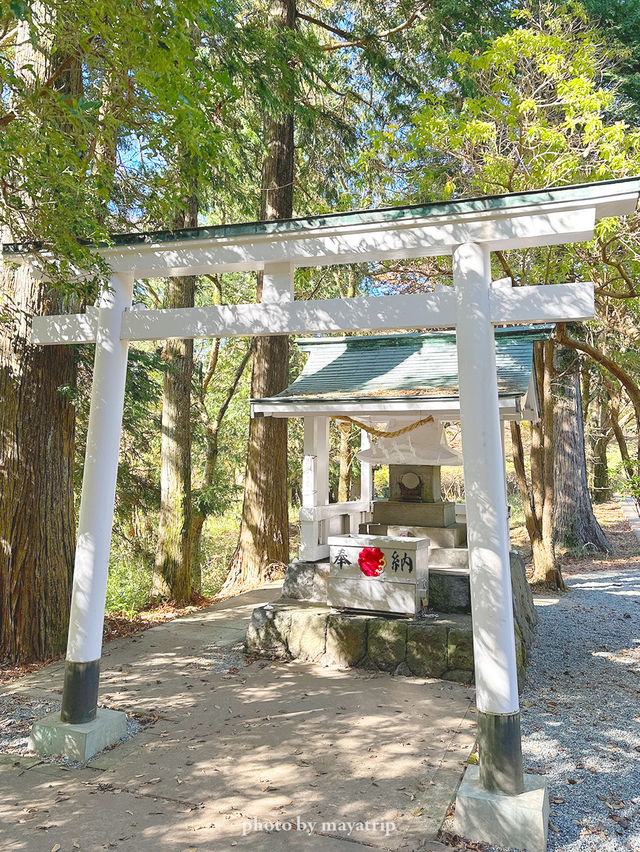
[60, 659, 100, 724]
[477, 710, 524, 796]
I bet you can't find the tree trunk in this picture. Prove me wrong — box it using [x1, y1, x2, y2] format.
[511, 340, 563, 589]
[221, 0, 296, 594]
[190, 345, 251, 586]
[591, 396, 612, 503]
[0, 14, 79, 662]
[152, 197, 197, 601]
[511, 421, 559, 587]
[556, 322, 640, 462]
[581, 366, 591, 430]
[554, 360, 612, 554]
[0, 265, 76, 662]
[338, 422, 353, 503]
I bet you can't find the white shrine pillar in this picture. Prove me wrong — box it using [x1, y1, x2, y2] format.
[501, 420, 511, 545]
[61, 272, 134, 723]
[300, 416, 330, 560]
[360, 429, 373, 501]
[453, 243, 524, 795]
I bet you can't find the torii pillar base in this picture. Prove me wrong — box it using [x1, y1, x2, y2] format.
[453, 765, 549, 852]
[29, 708, 126, 764]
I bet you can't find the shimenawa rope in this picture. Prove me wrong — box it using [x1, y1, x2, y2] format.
[333, 415, 434, 438]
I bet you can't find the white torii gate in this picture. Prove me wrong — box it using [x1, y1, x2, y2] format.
[12, 178, 640, 842]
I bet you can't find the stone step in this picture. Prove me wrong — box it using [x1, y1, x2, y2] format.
[429, 547, 470, 569]
[372, 500, 456, 528]
[359, 523, 387, 535]
[387, 523, 467, 548]
[359, 523, 467, 549]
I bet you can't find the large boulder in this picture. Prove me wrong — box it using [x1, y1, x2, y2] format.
[510, 550, 538, 654]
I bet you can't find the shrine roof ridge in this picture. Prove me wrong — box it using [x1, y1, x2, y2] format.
[295, 325, 555, 348]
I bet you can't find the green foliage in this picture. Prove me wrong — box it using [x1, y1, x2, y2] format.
[612, 458, 640, 507]
[106, 547, 153, 616]
[406, 2, 640, 199]
[0, 0, 321, 290]
[582, 0, 640, 121]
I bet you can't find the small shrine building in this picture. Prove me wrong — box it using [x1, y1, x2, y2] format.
[253, 326, 550, 565]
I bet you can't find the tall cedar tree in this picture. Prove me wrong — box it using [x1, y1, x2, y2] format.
[553, 354, 612, 553]
[152, 185, 198, 601]
[222, 0, 296, 592]
[0, 17, 78, 662]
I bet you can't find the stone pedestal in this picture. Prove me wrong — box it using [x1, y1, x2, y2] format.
[453, 765, 548, 852]
[29, 708, 127, 763]
[372, 500, 456, 527]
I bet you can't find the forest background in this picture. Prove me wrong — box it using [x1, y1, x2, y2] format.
[2, 0, 640, 664]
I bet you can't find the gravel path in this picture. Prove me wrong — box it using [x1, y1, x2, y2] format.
[520, 568, 640, 851]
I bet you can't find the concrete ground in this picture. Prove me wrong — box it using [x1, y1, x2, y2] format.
[0, 585, 476, 852]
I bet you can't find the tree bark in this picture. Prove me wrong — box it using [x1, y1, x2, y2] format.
[337, 422, 353, 503]
[222, 0, 296, 594]
[0, 265, 76, 662]
[511, 340, 563, 589]
[152, 195, 197, 601]
[0, 13, 78, 663]
[554, 360, 612, 554]
[591, 395, 612, 503]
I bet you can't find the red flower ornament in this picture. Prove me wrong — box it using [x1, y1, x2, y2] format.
[358, 547, 385, 577]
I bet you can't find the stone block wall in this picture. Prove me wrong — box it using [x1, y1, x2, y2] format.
[245, 601, 527, 687]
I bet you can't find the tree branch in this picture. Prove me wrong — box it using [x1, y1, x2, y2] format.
[1, 48, 89, 130]
[302, 3, 431, 52]
[556, 322, 640, 425]
[296, 11, 353, 40]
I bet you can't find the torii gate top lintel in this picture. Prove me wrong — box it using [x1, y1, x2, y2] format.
[5, 175, 640, 281]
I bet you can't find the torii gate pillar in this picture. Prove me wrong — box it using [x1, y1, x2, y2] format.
[454, 243, 523, 792]
[30, 272, 133, 760]
[453, 243, 548, 850]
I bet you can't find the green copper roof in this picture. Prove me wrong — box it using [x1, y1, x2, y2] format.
[4, 176, 639, 254]
[260, 327, 553, 404]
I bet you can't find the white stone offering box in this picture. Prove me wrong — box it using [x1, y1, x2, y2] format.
[328, 533, 429, 616]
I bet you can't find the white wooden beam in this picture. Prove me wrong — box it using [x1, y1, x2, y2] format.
[120, 290, 456, 341]
[299, 500, 371, 521]
[31, 312, 98, 345]
[31, 281, 594, 345]
[252, 398, 523, 419]
[122, 280, 593, 340]
[94, 207, 596, 277]
[490, 281, 594, 324]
